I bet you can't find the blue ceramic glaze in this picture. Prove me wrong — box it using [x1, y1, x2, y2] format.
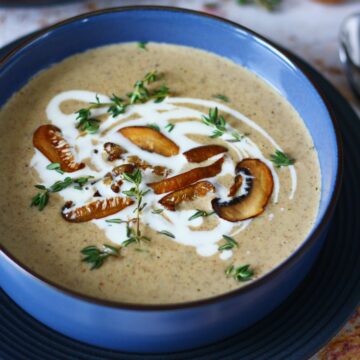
[0, 7, 341, 353]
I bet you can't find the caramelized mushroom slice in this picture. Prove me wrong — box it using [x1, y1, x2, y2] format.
[104, 142, 126, 161]
[127, 155, 171, 177]
[62, 197, 134, 223]
[183, 145, 228, 163]
[119, 126, 179, 157]
[33, 124, 85, 172]
[228, 175, 243, 197]
[212, 159, 273, 222]
[159, 181, 215, 211]
[148, 157, 224, 194]
[111, 164, 136, 177]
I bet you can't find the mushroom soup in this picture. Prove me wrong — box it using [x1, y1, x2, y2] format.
[0, 43, 320, 304]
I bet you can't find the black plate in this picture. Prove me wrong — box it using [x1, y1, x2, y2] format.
[0, 33, 359, 360]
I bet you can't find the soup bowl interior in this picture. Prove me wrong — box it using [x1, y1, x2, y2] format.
[0, 7, 340, 352]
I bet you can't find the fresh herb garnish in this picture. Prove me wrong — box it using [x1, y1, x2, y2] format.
[152, 85, 169, 103]
[46, 162, 64, 174]
[225, 263, 254, 282]
[188, 209, 215, 221]
[121, 169, 150, 246]
[31, 189, 49, 211]
[75, 71, 169, 134]
[213, 94, 229, 102]
[202, 107, 226, 138]
[218, 235, 238, 251]
[81, 244, 119, 270]
[138, 41, 148, 50]
[75, 107, 101, 134]
[151, 208, 164, 214]
[105, 218, 125, 224]
[158, 230, 175, 238]
[202, 107, 243, 141]
[270, 150, 295, 168]
[165, 123, 175, 133]
[73, 176, 94, 190]
[226, 131, 245, 143]
[48, 177, 74, 192]
[147, 123, 160, 132]
[237, 0, 281, 11]
[31, 176, 94, 211]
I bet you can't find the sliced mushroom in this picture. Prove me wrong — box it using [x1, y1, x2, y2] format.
[33, 124, 85, 172]
[111, 164, 136, 177]
[104, 142, 126, 161]
[148, 157, 224, 194]
[127, 155, 171, 177]
[212, 159, 273, 222]
[183, 145, 228, 163]
[228, 175, 243, 197]
[159, 181, 215, 211]
[119, 126, 179, 157]
[62, 197, 134, 223]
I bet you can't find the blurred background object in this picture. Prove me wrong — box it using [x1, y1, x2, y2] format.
[0, 0, 359, 358]
[340, 12, 360, 99]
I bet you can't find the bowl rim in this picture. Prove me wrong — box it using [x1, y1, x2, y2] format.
[0, 5, 343, 311]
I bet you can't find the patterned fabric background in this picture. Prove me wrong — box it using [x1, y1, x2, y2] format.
[0, 1, 359, 358]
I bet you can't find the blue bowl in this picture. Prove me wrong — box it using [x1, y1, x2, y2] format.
[0, 7, 342, 353]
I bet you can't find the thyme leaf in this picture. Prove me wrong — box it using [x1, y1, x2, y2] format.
[225, 263, 254, 282]
[46, 162, 64, 174]
[188, 209, 215, 221]
[81, 244, 120, 270]
[138, 41, 148, 50]
[158, 230, 175, 238]
[270, 150, 295, 168]
[218, 235, 238, 251]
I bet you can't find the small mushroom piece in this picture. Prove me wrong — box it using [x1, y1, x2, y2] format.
[148, 157, 224, 194]
[228, 175, 243, 197]
[111, 180, 123, 194]
[183, 145, 228, 163]
[119, 126, 179, 157]
[127, 155, 171, 177]
[111, 164, 136, 177]
[159, 181, 215, 211]
[33, 124, 85, 172]
[104, 142, 127, 161]
[62, 197, 134, 223]
[212, 159, 273, 222]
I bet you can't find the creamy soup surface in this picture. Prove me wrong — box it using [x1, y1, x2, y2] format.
[0, 43, 321, 304]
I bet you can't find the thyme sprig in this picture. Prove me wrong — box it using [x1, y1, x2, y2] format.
[31, 176, 94, 211]
[121, 169, 151, 246]
[270, 150, 295, 168]
[225, 264, 254, 282]
[188, 209, 215, 221]
[218, 235, 238, 251]
[81, 244, 120, 270]
[75, 71, 169, 134]
[202, 107, 244, 142]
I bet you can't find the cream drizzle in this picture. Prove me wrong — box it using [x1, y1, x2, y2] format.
[30, 90, 297, 259]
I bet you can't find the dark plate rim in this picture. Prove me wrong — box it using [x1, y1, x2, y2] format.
[0, 5, 343, 311]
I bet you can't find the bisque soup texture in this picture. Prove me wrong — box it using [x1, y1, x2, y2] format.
[0, 43, 320, 304]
